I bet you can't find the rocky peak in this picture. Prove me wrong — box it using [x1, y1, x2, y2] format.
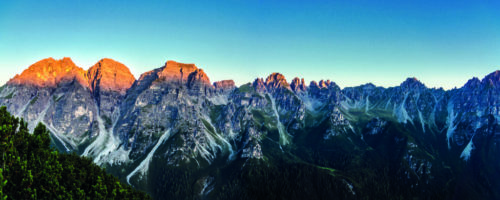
[300, 78, 307, 91]
[253, 78, 266, 92]
[306, 79, 339, 91]
[309, 81, 320, 90]
[357, 83, 377, 92]
[87, 58, 135, 95]
[213, 80, 236, 91]
[362, 83, 376, 89]
[157, 60, 208, 85]
[463, 77, 481, 89]
[265, 73, 289, 90]
[319, 80, 329, 88]
[399, 77, 426, 91]
[8, 57, 87, 88]
[290, 77, 304, 92]
[482, 70, 500, 88]
[328, 81, 339, 89]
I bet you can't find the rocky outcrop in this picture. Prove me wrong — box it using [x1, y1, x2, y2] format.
[213, 80, 235, 91]
[290, 77, 307, 93]
[157, 60, 211, 86]
[365, 117, 387, 135]
[241, 143, 262, 159]
[264, 73, 289, 91]
[87, 58, 135, 95]
[87, 58, 135, 119]
[8, 57, 88, 88]
[252, 78, 266, 93]
[187, 68, 211, 91]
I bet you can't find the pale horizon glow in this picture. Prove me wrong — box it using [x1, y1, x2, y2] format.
[0, 0, 499, 90]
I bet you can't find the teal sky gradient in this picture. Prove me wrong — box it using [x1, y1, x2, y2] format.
[0, 0, 499, 89]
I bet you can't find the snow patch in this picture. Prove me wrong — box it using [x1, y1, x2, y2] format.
[365, 96, 370, 112]
[203, 129, 223, 160]
[460, 137, 475, 161]
[394, 93, 413, 124]
[126, 129, 172, 184]
[82, 115, 108, 157]
[45, 125, 71, 152]
[418, 110, 425, 133]
[200, 115, 238, 162]
[193, 116, 233, 164]
[446, 102, 458, 149]
[268, 95, 290, 146]
[83, 113, 129, 165]
[199, 177, 215, 196]
[197, 142, 215, 164]
[343, 179, 356, 195]
[206, 119, 236, 161]
[384, 98, 392, 110]
[100, 147, 131, 166]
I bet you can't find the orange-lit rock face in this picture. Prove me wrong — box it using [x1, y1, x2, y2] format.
[319, 80, 329, 88]
[87, 58, 135, 94]
[8, 57, 136, 94]
[214, 80, 235, 90]
[265, 72, 289, 89]
[8, 57, 88, 87]
[9, 58, 215, 93]
[158, 60, 211, 85]
[290, 77, 307, 92]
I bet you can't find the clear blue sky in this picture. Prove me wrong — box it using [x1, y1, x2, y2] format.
[0, 0, 499, 89]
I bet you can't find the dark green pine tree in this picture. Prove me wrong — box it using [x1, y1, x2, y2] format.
[0, 106, 150, 199]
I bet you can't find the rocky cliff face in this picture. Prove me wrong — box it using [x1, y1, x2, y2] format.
[1, 58, 499, 199]
[87, 58, 135, 95]
[87, 58, 135, 120]
[0, 57, 135, 153]
[7, 57, 88, 88]
[213, 80, 235, 91]
[1, 58, 94, 151]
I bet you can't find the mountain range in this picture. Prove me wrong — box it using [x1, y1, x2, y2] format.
[1, 57, 499, 199]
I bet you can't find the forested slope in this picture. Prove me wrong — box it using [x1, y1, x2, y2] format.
[0, 106, 149, 199]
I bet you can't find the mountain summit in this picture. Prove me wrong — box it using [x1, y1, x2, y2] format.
[87, 58, 135, 95]
[8, 57, 136, 93]
[399, 77, 426, 90]
[8, 57, 87, 87]
[482, 70, 500, 88]
[157, 60, 211, 86]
